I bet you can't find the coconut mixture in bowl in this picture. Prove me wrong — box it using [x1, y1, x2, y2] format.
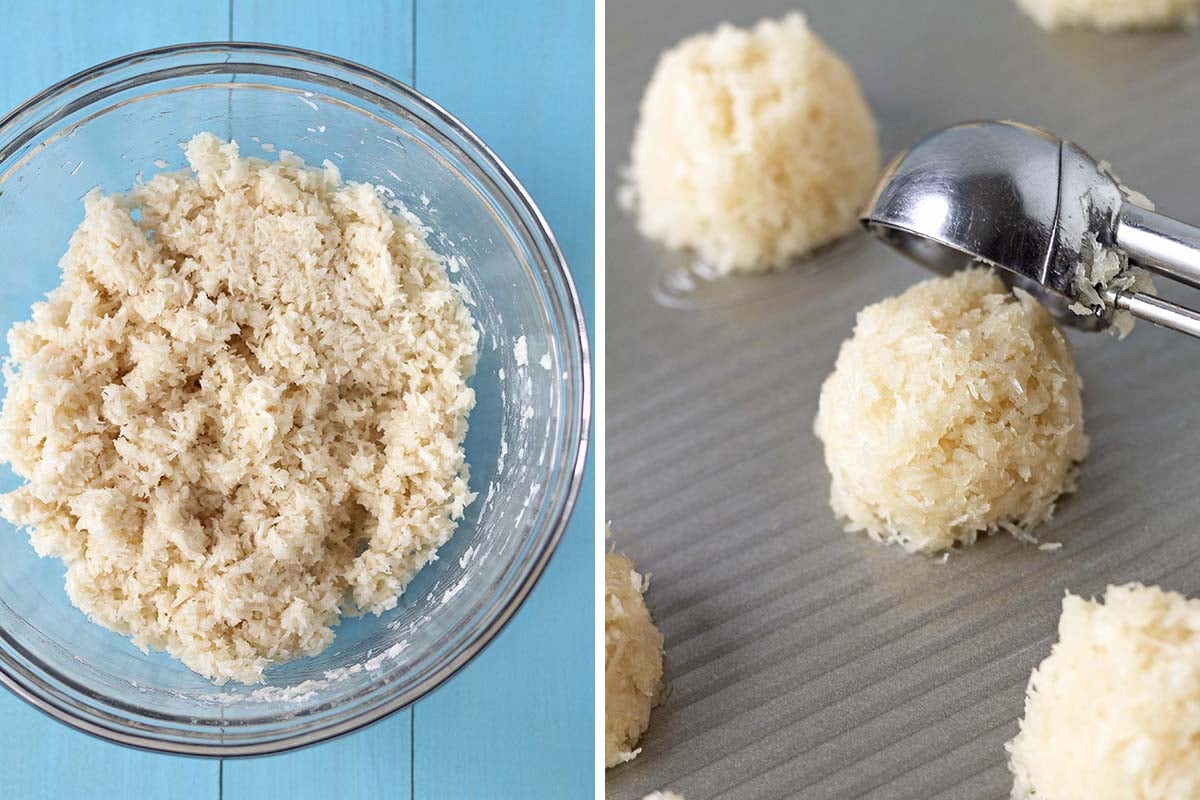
[0, 133, 479, 685]
[0, 43, 587, 755]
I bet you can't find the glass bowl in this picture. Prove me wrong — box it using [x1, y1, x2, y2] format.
[0, 43, 589, 755]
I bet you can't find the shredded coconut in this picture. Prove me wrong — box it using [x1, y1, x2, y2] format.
[1007, 583, 1200, 799]
[625, 13, 879, 274]
[1015, 0, 1200, 30]
[814, 269, 1087, 553]
[1068, 161, 1157, 339]
[606, 526, 664, 768]
[0, 133, 478, 684]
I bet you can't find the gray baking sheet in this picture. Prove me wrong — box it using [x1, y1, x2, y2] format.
[604, 2, 1200, 798]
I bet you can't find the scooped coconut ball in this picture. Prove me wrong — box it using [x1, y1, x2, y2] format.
[605, 539, 664, 767]
[814, 269, 1087, 553]
[1015, 0, 1200, 30]
[1008, 584, 1200, 800]
[626, 13, 880, 275]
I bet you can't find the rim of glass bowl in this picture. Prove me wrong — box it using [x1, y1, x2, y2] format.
[0, 42, 591, 757]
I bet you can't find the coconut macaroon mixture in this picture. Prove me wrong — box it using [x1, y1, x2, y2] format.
[0, 133, 478, 684]
[1069, 161, 1157, 339]
[1008, 583, 1200, 800]
[625, 13, 879, 275]
[815, 268, 1087, 554]
[1015, 0, 1200, 31]
[605, 527, 664, 768]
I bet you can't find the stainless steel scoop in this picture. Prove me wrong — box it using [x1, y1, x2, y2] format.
[860, 120, 1200, 338]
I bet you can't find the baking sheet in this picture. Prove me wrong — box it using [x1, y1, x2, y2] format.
[604, 2, 1200, 798]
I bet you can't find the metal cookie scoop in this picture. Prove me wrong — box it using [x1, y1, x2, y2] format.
[860, 120, 1200, 338]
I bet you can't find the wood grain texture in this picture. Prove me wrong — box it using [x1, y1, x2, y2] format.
[0, 0, 228, 113]
[0, 693, 220, 800]
[0, 2, 595, 799]
[411, 2, 595, 799]
[222, 714, 414, 800]
[413, 0, 597, 319]
[0, 6, 224, 799]
[231, 0, 415, 83]
[412, 471, 596, 800]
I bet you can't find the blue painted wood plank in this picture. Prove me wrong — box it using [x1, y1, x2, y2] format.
[0, 0, 230, 114]
[222, 4, 417, 800]
[1, 3, 594, 800]
[414, 0, 597, 327]
[0, 5, 222, 798]
[0, 694, 220, 800]
[412, 466, 596, 800]
[222, 713, 414, 800]
[232, 0, 416, 83]
[411, 2, 595, 797]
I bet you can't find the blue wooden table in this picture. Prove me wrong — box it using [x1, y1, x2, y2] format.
[0, 2, 594, 798]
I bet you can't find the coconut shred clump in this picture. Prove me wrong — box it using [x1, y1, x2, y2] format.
[625, 13, 880, 275]
[1069, 162, 1157, 339]
[1015, 0, 1200, 31]
[815, 269, 1087, 554]
[1008, 584, 1200, 800]
[0, 133, 478, 684]
[605, 527, 664, 768]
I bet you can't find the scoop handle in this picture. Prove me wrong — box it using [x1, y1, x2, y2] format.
[1116, 204, 1200, 290]
[1111, 290, 1200, 339]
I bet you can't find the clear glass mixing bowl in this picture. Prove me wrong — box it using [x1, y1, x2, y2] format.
[0, 43, 589, 755]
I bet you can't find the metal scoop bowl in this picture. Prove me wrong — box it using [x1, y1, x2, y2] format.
[861, 120, 1200, 338]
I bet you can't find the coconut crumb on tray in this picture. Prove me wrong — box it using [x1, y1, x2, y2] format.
[0, 133, 478, 684]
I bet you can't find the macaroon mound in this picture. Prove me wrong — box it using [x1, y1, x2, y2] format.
[626, 13, 880, 275]
[1008, 583, 1200, 800]
[605, 542, 664, 767]
[814, 268, 1087, 553]
[0, 133, 478, 684]
[1015, 0, 1200, 30]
